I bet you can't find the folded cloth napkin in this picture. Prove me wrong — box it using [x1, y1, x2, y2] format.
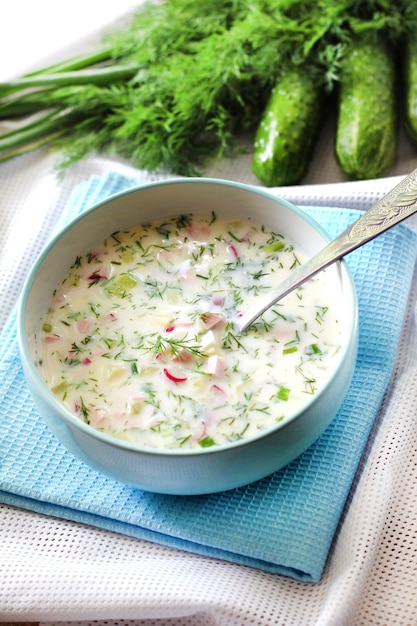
[1, 172, 417, 582]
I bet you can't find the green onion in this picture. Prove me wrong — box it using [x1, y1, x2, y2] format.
[277, 386, 291, 401]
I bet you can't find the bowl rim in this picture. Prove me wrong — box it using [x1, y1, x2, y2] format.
[17, 176, 358, 458]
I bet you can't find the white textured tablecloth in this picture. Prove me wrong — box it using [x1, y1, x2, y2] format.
[2, 4, 417, 624]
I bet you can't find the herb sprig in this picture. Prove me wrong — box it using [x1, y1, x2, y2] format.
[151, 335, 206, 360]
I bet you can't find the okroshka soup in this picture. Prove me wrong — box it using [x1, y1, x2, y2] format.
[39, 211, 345, 450]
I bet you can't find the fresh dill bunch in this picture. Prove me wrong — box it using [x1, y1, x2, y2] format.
[104, 0, 246, 64]
[63, 1, 339, 173]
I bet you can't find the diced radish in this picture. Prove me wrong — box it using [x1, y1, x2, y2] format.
[87, 272, 107, 282]
[163, 367, 188, 383]
[167, 319, 193, 330]
[43, 334, 61, 344]
[204, 355, 225, 377]
[187, 222, 210, 238]
[199, 312, 224, 329]
[54, 293, 68, 304]
[227, 243, 239, 258]
[97, 311, 117, 326]
[212, 294, 225, 306]
[164, 322, 192, 342]
[88, 407, 110, 427]
[178, 260, 196, 281]
[77, 317, 93, 334]
[199, 420, 207, 439]
[172, 350, 193, 364]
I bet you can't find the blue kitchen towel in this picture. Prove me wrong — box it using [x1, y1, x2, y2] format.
[1, 172, 417, 582]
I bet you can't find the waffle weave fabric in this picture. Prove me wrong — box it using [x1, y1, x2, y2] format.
[1, 171, 416, 584]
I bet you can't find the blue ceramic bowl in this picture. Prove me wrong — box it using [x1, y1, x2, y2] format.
[17, 178, 358, 495]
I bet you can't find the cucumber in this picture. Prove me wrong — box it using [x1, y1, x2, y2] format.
[404, 31, 417, 144]
[335, 32, 397, 180]
[251, 67, 324, 187]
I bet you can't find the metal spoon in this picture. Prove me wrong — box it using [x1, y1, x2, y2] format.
[235, 167, 417, 333]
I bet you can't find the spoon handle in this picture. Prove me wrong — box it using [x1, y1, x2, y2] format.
[236, 168, 417, 332]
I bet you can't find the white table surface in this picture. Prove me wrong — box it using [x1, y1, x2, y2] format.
[0, 2, 136, 80]
[2, 4, 417, 625]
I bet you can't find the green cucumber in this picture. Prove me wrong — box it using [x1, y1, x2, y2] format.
[404, 31, 417, 144]
[251, 67, 325, 187]
[335, 32, 397, 180]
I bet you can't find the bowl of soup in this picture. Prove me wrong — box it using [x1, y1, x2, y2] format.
[17, 178, 358, 495]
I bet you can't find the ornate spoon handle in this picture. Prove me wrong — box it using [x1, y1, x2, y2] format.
[236, 168, 417, 333]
